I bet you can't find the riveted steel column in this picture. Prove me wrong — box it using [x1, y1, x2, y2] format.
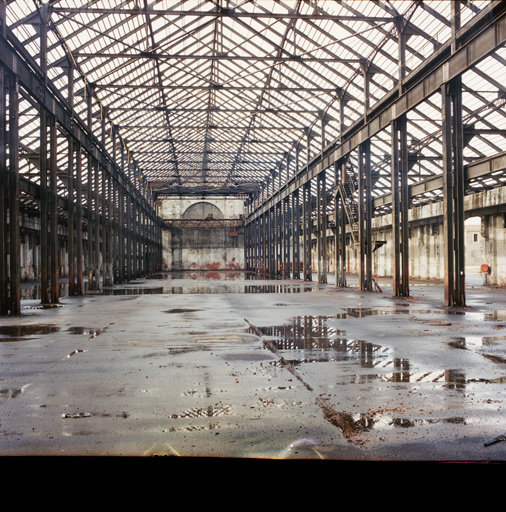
[118, 182, 125, 284]
[67, 64, 76, 296]
[391, 115, 410, 298]
[277, 202, 282, 277]
[335, 160, 346, 288]
[292, 189, 300, 279]
[8, 74, 20, 314]
[100, 164, 107, 285]
[358, 141, 372, 291]
[303, 181, 312, 281]
[105, 169, 113, 286]
[259, 213, 264, 276]
[391, 16, 410, 298]
[317, 170, 327, 284]
[246, 220, 251, 272]
[39, 109, 50, 304]
[253, 218, 258, 272]
[49, 115, 59, 304]
[365, 141, 373, 291]
[391, 120, 401, 295]
[392, 116, 409, 297]
[75, 142, 84, 295]
[264, 209, 270, 276]
[0, 57, 7, 314]
[442, 76, 466, 307]
[95, 163, 101, 289]
[283, 196, 290, 278]
[269, 206, 275, 277]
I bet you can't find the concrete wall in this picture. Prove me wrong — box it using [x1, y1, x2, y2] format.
[161, 196, 244, 220]
[160, 196, 245, 271]
[310, 186, 506, 285]
[482, 213, 506, 285]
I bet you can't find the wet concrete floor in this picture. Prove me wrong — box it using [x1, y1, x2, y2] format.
[2, 270, 506, 461]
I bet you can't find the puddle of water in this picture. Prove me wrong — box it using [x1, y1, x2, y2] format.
[102, 284, 316, 295]
[163, 308, 201, 314]
[170, 404, 231, 419]
[21, 276, 317, 297]
[66, 327, 107, 338]
[317, 395, 470, 440]
[335, 307, 506, 324]
[0, 324, 60, 341]
[447, 335, 506, 365]
[249, 316, 388, 367]
[103, 287, 165, 295]
[21, 282, 92, 300]
[149, 271, 253, 281]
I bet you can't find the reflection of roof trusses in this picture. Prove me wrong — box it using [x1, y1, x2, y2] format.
[5, 1, 506, 217]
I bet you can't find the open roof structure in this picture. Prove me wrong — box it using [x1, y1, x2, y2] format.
[5, 0, 506, 215]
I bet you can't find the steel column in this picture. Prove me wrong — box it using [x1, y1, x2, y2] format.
[75, 142, 84, 295]
[442, 76, 466, 307]
[358, 141, 372, 291]
[335, 160, 347, 288]
[317, 171, 327, 284]
[283, 197, 290, 278]
[0, 63, 6, 313]
[292, 189, 300, 279]
[8, 74, 20, 314]
[391, 115, 410, 297]
[39, 110, 50, 304]
[49, 116, 59, 304]
[302, 181, 312, 281]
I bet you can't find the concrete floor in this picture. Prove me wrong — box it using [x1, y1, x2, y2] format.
[2, 270, 506, 461]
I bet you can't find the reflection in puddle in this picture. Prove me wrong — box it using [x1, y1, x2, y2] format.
[249, 316, 388, 367]
[21, 282, 90, 300]
[170, 404, 231, 419]
[66, 327, 107, 338]
[335, 307, 506, 323]
[0, 324, 108, 342]
[447, 336, 506, 366]
[0, 324, 60, 341]
[150, 271, 252, 281]
[164, 308, 201, 314]
[103, 287, 165, 295]
[317, 396, 469, 440]
[102, 284, 316, 295]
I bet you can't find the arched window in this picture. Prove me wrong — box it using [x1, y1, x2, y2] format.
[182, 202, 224, 220]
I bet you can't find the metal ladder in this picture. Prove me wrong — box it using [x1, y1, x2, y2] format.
[337, 167, 360, 244]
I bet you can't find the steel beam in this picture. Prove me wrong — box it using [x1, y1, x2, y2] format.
[245, 2, 506, 225]
[49, 7, 394, 22]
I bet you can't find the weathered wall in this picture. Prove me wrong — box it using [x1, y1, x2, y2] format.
[482, 213, 506, 285]
[161, 196, 245, 271]
[311, 186, 506, 285]
[161, 197, 244, 220]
